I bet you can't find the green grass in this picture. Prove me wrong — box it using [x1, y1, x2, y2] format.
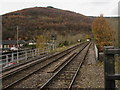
[48, 42, 80, 54]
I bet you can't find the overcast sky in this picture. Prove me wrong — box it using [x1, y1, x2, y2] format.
[0, 0, 119, 17]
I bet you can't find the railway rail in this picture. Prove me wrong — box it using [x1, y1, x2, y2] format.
[39, 42, 91, 89]
[2, 43, 82, 78]
[1, 48, 48, 69]
[70, 42, 97, 88]
[2, 42, 88, 89]
[2, 52, 47, 72]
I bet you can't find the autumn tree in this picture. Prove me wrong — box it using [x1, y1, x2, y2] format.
[85, 34, 91, 40]
[92, 15, 113, 51]
[36, 35, 46, 49]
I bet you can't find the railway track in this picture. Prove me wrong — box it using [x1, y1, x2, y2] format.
[2, 52, 47, 72]
[2, 43, 82, 77]
[2, 42, 88, 89]
[71, 42, 97, 89]
[38, 42, 91, 89]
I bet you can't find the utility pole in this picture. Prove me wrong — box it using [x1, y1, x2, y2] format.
[17, 26, 19, 48]
[17, 26, 19, 63]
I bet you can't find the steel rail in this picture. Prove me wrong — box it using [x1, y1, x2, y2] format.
[68, 43, 91, 90]
[39, 42, 90, 89]
[2, 43, 78, 78]
[3, 49, 74, 90]
[39, 53, 78, 89]
[3, 42, 87, 90]
[2, 42, 85, 79]
[2, 51, 48, 72]
[2, 49, 47, 71]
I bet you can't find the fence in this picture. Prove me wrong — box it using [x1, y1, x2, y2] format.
[104, 46, 120, 89]
[94, 44, 98, 60]
[0, 48, 49, 69]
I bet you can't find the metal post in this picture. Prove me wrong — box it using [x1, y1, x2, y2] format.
[33, 49, 35, 57]
[17, 26, 19, 63]
[38, 48, 40, 55]
[104, 48, 120, 89]
[17, 52, 19, 63]
[35, 49, 37, 56]
[36, 48, 38, 56]
[6, 55, 9, 65]
[104, 55, 115, 89]
[42, 48, 45, 53]
[12, 53, 14, 62]
[54, 41, 56, 49]
[104, 47, 120, 90]
[25, 51, 27, 60]
[104, 47, 115, 90]
[32, 49, 34, 58]
[53, 40, 55, 50]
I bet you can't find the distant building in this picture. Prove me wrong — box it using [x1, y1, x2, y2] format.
[0, 40, 26, 49]
[1, 40, 16, 49]
[18, 40, 27, 47]
[27, 40, 36, 45]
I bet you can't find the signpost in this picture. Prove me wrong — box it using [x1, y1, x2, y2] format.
[51, 33, 57, 50]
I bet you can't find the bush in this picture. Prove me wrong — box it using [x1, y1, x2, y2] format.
[24, 44, 36, 48]
[58, 43, 64, 47]
[63, 41, 69, 46]
[58, 41, 69, 47]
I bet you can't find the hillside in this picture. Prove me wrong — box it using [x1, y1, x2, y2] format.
[2, 7, 94, 43]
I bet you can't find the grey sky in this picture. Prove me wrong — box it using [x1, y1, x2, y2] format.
[1, 0, 119, 16]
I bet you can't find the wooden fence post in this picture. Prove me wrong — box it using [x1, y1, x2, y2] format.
[104, 47, 120, 89]
[104, 46, 115, 89]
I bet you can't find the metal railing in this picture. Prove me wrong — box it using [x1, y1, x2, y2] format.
[0, 48, 49, 69]
[104, 46, 120, 89]
[94, 44, 98, 60]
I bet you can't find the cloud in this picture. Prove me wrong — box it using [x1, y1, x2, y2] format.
[91, 2, 111, 5]
[0, 0, 119, 16]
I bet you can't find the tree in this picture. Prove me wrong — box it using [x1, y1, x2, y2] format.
[92, 15, 113, 51]
[85, 34, 91, 39]
[36, 35, 46, 49]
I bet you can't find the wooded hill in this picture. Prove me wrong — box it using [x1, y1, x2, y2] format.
[2, 6, 94, 41]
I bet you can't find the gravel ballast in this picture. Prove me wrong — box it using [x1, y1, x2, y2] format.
[72, 43, 104, 88]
